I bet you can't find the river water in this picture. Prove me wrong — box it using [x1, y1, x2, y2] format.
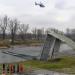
[0, 44, 74, 63]
[0, 44, 74, 75]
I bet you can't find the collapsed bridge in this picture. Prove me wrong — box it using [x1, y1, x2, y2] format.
[40, 31, 75, 61]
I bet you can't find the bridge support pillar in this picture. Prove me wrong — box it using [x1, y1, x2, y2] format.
[40, 34, 61, 61]
[50, 39, 61, 59]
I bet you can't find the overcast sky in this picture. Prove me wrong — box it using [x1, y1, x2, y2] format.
[0, 0, 75, 32]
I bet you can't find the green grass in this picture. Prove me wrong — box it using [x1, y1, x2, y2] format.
[22, 56, 75, 74]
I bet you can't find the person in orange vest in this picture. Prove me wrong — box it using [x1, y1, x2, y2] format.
[19, 63, 24, 73]
[9, 64, 14, 74]
[2, 64, 5, 71]
[2, 64, 6, 75]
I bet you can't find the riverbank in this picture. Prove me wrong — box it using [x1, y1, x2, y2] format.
[0, 39, 43, 49]
[22, 56, 75, 74]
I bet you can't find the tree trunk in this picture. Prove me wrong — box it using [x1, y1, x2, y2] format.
[3, 30, 5, 40]
[11, 30, 15, 44]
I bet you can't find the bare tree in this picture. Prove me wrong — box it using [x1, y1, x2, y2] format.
[32, 28, 44, 40]
[32, 28, 37, 39]
[0, 16, 8, 39]
[36, 28, 44, 40]
[9, 19, 19, 44]
[19, 24, 29, 40]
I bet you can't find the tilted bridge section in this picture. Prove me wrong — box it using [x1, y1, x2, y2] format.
[40, 31, 75, 61]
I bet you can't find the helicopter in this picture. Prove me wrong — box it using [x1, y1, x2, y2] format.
[35, 2, 45, 7]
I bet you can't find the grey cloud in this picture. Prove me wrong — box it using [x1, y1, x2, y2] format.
[55, 0, 65, 9]
[0, 0, 75, 32]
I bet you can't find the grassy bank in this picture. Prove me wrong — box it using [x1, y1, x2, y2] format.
[22, 56, 75, 74]
[0, 40, 10, 48]
[13, 39, 44, 46]
[0, 57, 75, 74]
[0, 39, 44, 48]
